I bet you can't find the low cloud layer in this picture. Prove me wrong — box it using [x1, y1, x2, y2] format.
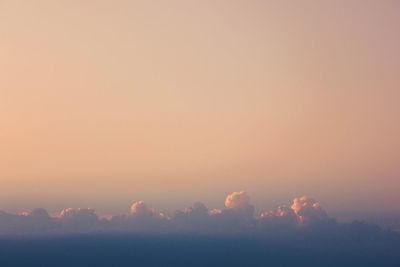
[0, 191, 392, 235]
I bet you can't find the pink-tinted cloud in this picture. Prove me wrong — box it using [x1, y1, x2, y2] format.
[0, 192, 333, 234]
[291, 196, 328, 225]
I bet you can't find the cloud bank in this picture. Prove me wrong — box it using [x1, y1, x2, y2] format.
[0, 191, 393, 235]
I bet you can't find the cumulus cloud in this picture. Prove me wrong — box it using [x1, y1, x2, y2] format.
[59, 208, 98, 222]
[263, 205, 296, 218]
[223, 191, 255, 218]
[109, 201, 168, 232]
[26, 208, 58, 232]
[183, 191, 255, 232]
[291, 196, 328, 225]
[258, 205, 298, 228]
[29, 208, 51, 219]
[57, 208, 104, 232]
[185, 202, 208, 216]
[129, 200, 166, 220]
[0, 208, 59, 234]
[171, 202, 212, 231]
[129, 201, 166, 222]
[0, 192, 370, 235]
[258, 196, 329, 228]
[130, 201, 155, 217]
[225, 191, 250, 210]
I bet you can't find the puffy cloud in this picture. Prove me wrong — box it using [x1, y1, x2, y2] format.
[58, 208, 102, 232]
[0, 194, 334, 234]
[59, 208, 98, 221]
[258, 205, 298, 228]
[184, 202, 208, 216]
[26, 208, 58, 232]
[224, 191, 255, 218]
[109, 201, 169, 232]
[0, 208, 59, 234]
[171, 202, 211, 231]
[129, 201, 166, 222]
[130, 201, 154, 218]
[291, 196, 328, 225]
[172, 193, 257, 233]
[225, 191, 250, 210]
[59, 208, 77, 219]
[260, 205, 296, 219]
[198, 191, 256, 232]
[258, 196, 329, 228]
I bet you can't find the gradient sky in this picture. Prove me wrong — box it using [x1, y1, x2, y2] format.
[1, 0, 399, 215]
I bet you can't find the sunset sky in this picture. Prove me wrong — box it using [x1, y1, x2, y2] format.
[1, 0, 399, 216]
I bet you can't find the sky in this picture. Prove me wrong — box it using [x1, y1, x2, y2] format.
[1, 0, 400, 216]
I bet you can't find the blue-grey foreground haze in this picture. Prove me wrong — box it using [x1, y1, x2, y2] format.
[0, 191, 399, 266]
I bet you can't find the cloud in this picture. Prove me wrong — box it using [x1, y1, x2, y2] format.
[171, 202, 212, 231]
[291, 196, 328, 225]
[258, 196, 329, 228]
[109, 201, 168, 232]
[258, 205, 298, 228]
[29, 208, 51, 219]
[0, 211, 26, 234]
[185, 202, 208, 216]
[59, 208, 98, 221]
[26, 208, 58, 232]
[0, 209, 59, 234]
[225, 191, 251, 210]
[223, 191, 255, 218]
[0, 192, 389, 236]
[209, 209, 222, 215]
[130, 201, 155, 218]
[129, 201, 166, 222]
[58, 208, 103, 232]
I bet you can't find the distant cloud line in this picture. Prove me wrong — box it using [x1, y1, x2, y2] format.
[0, 191, 336, 235]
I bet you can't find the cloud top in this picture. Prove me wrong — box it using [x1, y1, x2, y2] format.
[223, 191, 255, 219]
[0, 191, 372, 235]
[225, 191, 250, 210]
[291, 196, 328, 224]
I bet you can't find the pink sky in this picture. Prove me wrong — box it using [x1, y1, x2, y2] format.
[1, 1, 399, 215]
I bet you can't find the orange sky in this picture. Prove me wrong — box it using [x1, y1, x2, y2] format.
[1, 0, 399, 214]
